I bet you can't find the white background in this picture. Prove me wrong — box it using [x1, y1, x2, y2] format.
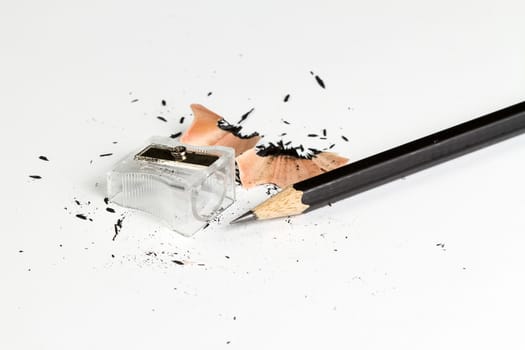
[1, 1, 525, 349]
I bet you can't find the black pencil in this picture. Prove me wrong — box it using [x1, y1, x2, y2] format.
[230, 100, 525, 224]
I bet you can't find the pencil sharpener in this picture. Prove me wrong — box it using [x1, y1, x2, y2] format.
[107, 137, 235, 236]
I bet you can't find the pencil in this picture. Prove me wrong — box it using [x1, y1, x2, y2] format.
[230, 100, 525, 224]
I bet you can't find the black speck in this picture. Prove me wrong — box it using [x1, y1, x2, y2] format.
[76, 214, 88, 220]
[315, 75, 326, 89]
[29, 175, 42, 179]
[217, 119, 259, 139]
[279, 133, 287, 137]
[99, 153, 113, 157]
[170, 132, 182, 139]
[104, 197, 109, 205]
[161, 99, 166, 106]
[207, 91, 213, 96]
[282, 120, 290, 125]
[265, 184, 279, 195]
[112, 218, 124, 241]
[307, 134, 318, 137]
[327, 202, 332, 207]
[235, 166, 241, 185]
[112, 225, 119, 240]
[74, 200, 81, 205]
[111, 254, 115, 258]
[322, 129, 327, 136]
[256, 140, 320, 159]
[329, 144, 335, 149]
[106, 207, 116, 213]
[157, 116, 167, 122]
[39, 156, 49, 161]
[172, 260, 184, 265]
[19, 250, 23, 253]
[283, 94, 290, 102]
[179, 116, 185, 124]
[131, 99, 139, 103]
[202, 222, 210, 230]
[225, 255, 230, 259]
[341, 135, 349, 142]
[310, 71, 314, 75]
[238, 108, 255, 124]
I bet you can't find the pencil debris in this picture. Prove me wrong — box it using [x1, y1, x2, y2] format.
[236, 143, 348, 188]
[181, 104, 260, 156]
[112, 217, 124, 241]
[238, 108, 255, 124]
[310, 71, 326, 88]
[315, 75, 326, 89]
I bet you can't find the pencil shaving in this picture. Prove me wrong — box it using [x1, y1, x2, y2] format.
[181, 104, 260, 156]
[181, 104, 349, 189]
[237, 148, 348, 188]
[311, 152, 349, 172]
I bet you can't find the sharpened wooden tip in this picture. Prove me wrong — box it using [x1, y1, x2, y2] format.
[251, 186, 309, 220]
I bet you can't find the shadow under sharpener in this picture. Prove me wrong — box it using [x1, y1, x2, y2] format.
[107, 138, 235, 236]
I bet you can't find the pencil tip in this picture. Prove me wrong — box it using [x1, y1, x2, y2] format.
[230, 210, 256, 224]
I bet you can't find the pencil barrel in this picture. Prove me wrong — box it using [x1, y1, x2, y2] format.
[297, 101, 525, 210]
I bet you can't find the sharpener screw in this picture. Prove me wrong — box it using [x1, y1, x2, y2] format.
[172, 146, 187, 161]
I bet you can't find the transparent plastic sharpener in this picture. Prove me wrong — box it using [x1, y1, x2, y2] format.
[107, 137, 235, 236]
